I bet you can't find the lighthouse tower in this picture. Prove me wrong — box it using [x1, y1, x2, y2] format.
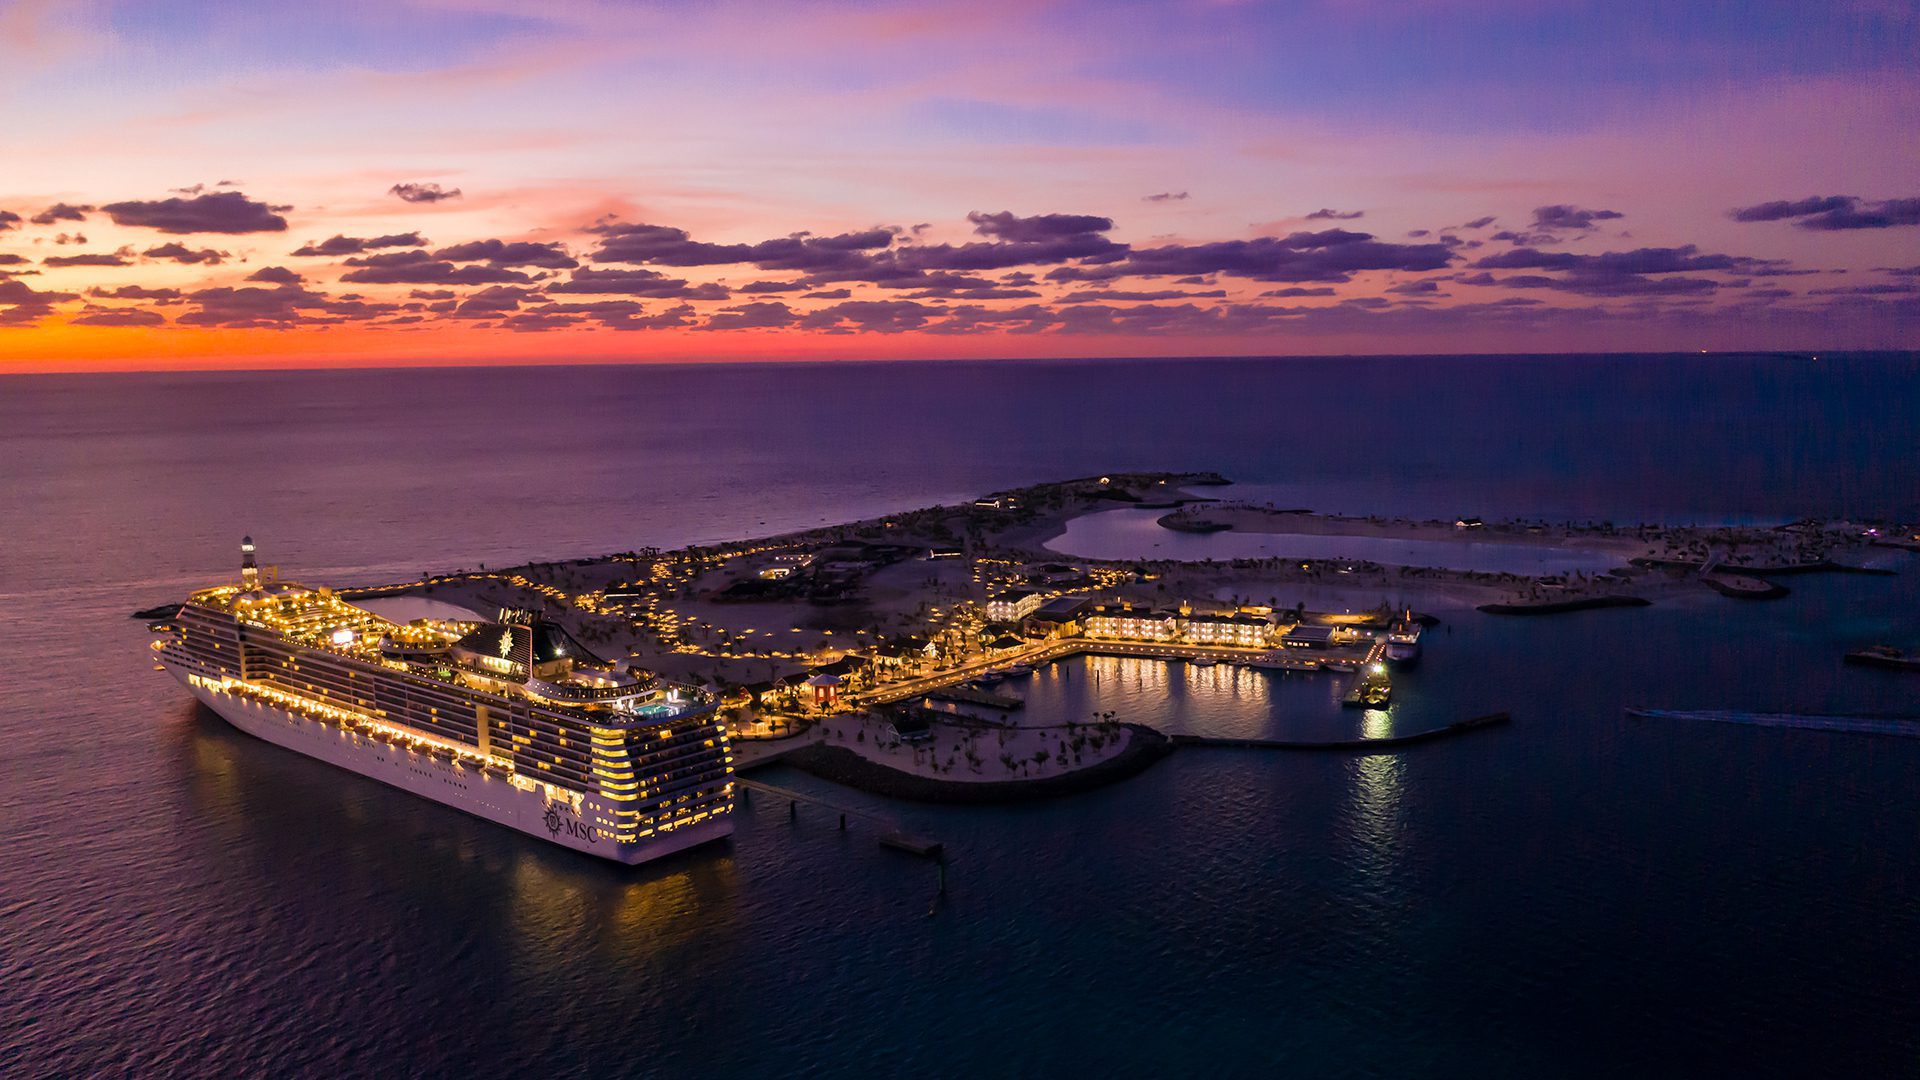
[241, 535, 260, 591]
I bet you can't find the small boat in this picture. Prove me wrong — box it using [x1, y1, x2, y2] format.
[1323, 658, 1359, 674]
[1845, 645, 1920, 672]
[1190, 656, 1218, 668]
[1000, 664, 1033, 677]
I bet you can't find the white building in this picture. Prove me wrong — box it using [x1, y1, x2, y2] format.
[985, 589, 1044, 623]
[1184, 612, 1271, 648]
[1084, 604, 1177, 641]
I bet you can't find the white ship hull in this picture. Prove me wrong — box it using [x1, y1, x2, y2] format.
[169, 664, 732, 866]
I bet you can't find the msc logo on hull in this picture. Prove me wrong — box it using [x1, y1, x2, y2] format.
[543, 801, 601, 844]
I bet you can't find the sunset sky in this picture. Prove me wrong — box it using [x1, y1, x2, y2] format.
[2, 0, 1916, 370]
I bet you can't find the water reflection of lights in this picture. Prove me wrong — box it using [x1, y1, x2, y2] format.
[507, 853, 740, 977]
[1346, 709, 1407, 875]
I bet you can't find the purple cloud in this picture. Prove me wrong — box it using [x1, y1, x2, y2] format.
[30, 203, 92, 225]
[450, 285, 537, 319]
[701, 301, 796, 330]
[522, 299, 693, 331]
[1530, 205, 1625, 231]
[433, 239, 577, 268]
[71, 308, 166, 327]
[1306, 208, 1364, 221]
[389, 182, 462, 204]
[966, 211, 1114, 241]
[589, 221, 894, 271]
[1104, 229, 1453, 283]
[798, 299, 936, 333]
[1143, 192, 1190, 202]
[1473, 244, 1779, 276]
[1060, 288, 1227, 303]
[1730, 194, 1920, 230]
[292, 233, 425, 257]
[143, 242, 229, 265]
[89, 285, 184, 302]
[547, 267, 729, 299]
[0, 278, 80, 324]
[1464, 245, 1750, 297]
[338, 249, 534, 285]
[44, 252, 131, 267]
[245, 266, 304, 284]
[176, 284, 334, 327]
[100, 191, 289, 234]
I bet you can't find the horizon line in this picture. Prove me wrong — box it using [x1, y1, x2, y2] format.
[4, 348, 1912, 379]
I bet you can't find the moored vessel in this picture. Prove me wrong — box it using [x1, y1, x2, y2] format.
[1845, 645, 1920, 672]
[150, 539, 735, 865]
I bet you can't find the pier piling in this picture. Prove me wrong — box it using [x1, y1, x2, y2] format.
[737, 777, 946, 860]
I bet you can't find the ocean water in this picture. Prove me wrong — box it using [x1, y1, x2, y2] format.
[2, 354, 1917, 1078]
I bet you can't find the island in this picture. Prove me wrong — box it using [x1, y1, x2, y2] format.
[306, 472, 1908, 800]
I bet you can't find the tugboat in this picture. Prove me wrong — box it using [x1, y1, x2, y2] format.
[1845, 645, 1920, 672]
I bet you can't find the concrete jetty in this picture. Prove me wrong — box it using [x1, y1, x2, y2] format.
[1170, 711, 1510, 751]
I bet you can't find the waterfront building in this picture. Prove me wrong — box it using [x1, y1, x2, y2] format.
[1283, 624, 1336, 649]
[806, 673, 843, 708]
[1030, 595, 1092, 637]
[1084, 603, 1177, 641]
[870, 637, 939, 672]
[150, 540, 734, 865]
[985, 588, 1044, 623]
[1184, 612, 1272, 648]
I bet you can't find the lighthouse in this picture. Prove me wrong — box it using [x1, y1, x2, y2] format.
[241, 535, 259, 591]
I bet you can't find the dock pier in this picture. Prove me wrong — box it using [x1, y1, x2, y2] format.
[925, 685, 1023, 710]
[737, 777, 946, 861]
[1169, 711, 1510, 751]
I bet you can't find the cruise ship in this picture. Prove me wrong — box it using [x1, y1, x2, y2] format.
[150, 539, 735, 865]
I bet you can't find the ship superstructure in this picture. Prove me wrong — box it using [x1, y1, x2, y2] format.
[151, 539, 734, 864]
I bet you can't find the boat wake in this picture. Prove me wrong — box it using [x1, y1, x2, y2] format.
[1627, 707, 1920, 739]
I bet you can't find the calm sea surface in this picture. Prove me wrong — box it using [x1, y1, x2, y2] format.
[3, 354, 1917, 1078]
